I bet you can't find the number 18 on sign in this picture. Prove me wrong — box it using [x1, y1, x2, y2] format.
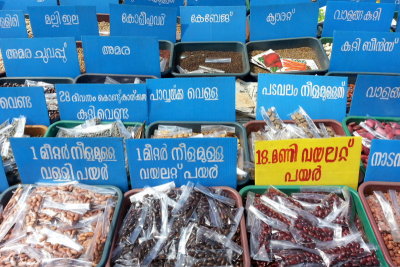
[255, 137, 362, 189]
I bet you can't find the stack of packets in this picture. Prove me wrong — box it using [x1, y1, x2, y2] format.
[251, 49, 318, 73]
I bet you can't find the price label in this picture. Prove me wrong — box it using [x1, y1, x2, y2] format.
[250, 1, 319, 40]
[11, 137, 129, 191]
[28, 6, 98, 40]
[59, 0, 119, 14]
[110, 4, 177, 42]
[365, 139, 400, 182]
[180, 6, 246, 42]
[81, 36, 160, 77]
[255, 137, 362, 190]
[257, 74, 348, 122]
[56, 83, 148, 122]
[350, 74, 400, 117]
[0, 10, 27, 37]
[323, 2, 395, 37]
[0, 37, 80, 77]
[127, 138, 237, 188]
[330, 31, 400, 73]
[147, 77, 236, 123]
[0, 86, 49, 125]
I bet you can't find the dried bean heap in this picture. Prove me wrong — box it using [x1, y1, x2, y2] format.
[348, 119, 400, 167]
[0, 183, 118, 266]
[112, 182, 244, 267]
[367, 190, 400, 266]
[246, 186, 380, 267]
[178, 50, 243, 74]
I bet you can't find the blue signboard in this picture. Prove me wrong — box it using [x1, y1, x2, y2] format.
[0, 166, 8, 192]
[250, 2, 319, 41]
[256, 73, 348, 121]
[365, 139, 400, 182]
[81, 36, 160, 77]
[110, 4, 177, 42]
[349, 75, 400, 117]
[59, 0, 119, 14]
[323, 2, 395, 37]
[187, 0, 245, 6]
[330, 31, 400, 73]
[0, 10, 27, 37]
[0, 37, 80, 77]
[56, 84, 148, 122]
[125, 0, 184, 6]
[10, 137, 129, 191]
[0, 86, 49, 125]
[180, 6, 246, 42]
[381, 0, 400, 11]
[251, 0, 314, 7]
[147, 77, 236, 123]
[1, 0, 57, 13]
[127, 138, 237, 188]
[28, 6, 98, 40]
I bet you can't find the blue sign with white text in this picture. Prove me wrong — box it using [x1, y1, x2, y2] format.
[82, 36, 160, 77]
[28, 6, 98, 40]
[251, 0, 314, 7]
[0, 87, 49, 125]
[0, 10, 27, 37]
[323, 2, 395, 37]
[56, 84, 148, 122]
[0, 166, 8, 192]
[1, 0, 57, 13]
[256, 74, 348, 121]
[127, 138, 237, 188]
[125, 0, 184, 6]
[350, 75, 400, 117]
[147, 77, 236, 123]
[330, 31, 400, 73]
[10, 137, 129, 191]
[59, 0, 119, 14]
[381, 0, 400, 11]
[365, 139, 400, 182]
[110, 4, 177, 42]
[250, 2, 319, 41]
[187, 0, 245, 6]
[180, 6, 246, 42]
[0, 37, 80, 77]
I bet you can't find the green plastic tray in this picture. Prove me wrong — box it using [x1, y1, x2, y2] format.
[44, 120, 144, 137]
[239, 185, 388, 267]
[342, 116, 400, 174]
[0, 184, 123, 267]
[320, 37, 333, 45]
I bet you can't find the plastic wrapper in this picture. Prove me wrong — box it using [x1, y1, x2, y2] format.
[56, 119, 138, 139]
[290, 106, 321, 138]
[25, 80, 59, 122]
[374, 191, 400, 242]
[260, 106, 285, 132]
[0, 183, 118, 266]
[104, 76, 120, 84]
[152, 125, 193, 139]
[113, 183, 244, 266]
[246, 187, 378, 266]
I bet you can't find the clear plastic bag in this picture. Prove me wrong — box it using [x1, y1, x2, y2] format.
[290, 106, 321, 138]
[374, 191, 400, 242]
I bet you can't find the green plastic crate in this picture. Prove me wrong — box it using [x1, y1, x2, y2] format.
[0, 184, 123, 267]
[320, 37, 333, 45]
[342, 116, 400, 174]
[44, 120, 144, 137]
[239, 185, 388, 267]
